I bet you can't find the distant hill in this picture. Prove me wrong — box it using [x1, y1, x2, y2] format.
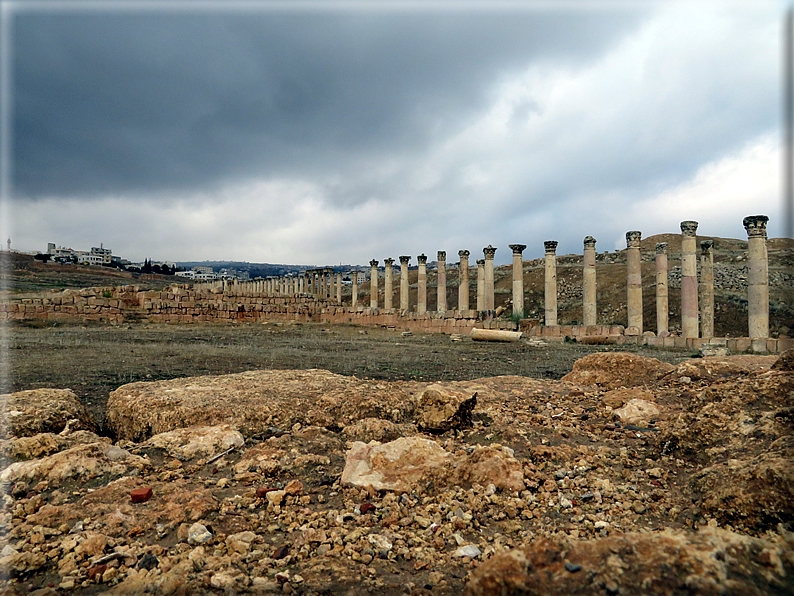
[175, 261, 360, 278]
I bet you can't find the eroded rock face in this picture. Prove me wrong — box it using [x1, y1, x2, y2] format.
[465, 527, 794, 596]
[662, 354, 778, 384]
[1, 389, 96, 437]
[341, 436, 524, 493]
[140, 424, 244, 461]
[341, 418, 418, 442]
[106, 369, 415, 441]
[415, 385, 477, 433]
[613, 398, 660, 426]
[561, 352, 674, 389]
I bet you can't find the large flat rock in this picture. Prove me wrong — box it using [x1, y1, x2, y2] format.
[106, 369, 415, 441]
[1, 388, 96, 438]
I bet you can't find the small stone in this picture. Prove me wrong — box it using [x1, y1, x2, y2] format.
[266, 490, 286, 506]
[565, 562, 583, 573]
[284, 479, 303, 495]
[187, 523, 212, 545]
[137, 553, 159, 570]
[360, 503, 376, 514]
[453, 545, 482, 558]
[130, 486, 153, 503]
[273, 546, 289, 560]
[256, 487, 276, 498]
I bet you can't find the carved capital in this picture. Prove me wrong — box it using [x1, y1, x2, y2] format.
[544, 240, 558, 253]
[655, 242, 668, 255]
[700, 240, 713, 253]
[583, 236, 596, 249]
[437, 250, 446, 261]
[483, 245, 497, 259]
[743, 215, 769, 238]
[458, 249, 470, 258]
[369, 259, 378, 267]
[680, 220, 699, 236]
[384, 258, 394, 266]
[508, 244, 526, 254]
[476, 259, 485, 266]
[399, 255, 411, 265]
[417, 254, 427, 265]
[626, 231, 642, 248]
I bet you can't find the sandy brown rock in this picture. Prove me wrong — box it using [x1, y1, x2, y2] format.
[341, 418, 418, 442]
[140, 424, 244, 461]
[1, 389, 96, 437]
[0, 430, 109, 461]
[600, 387, 655, 409]
[342, 436, 524, 493]
[663, 354, 778, 383]
[106, 369, 415, 441]
[0, 441, 149, 486]
[465, 527, 794, 596]
[613, 398, 660, 425]
[415, 385, 477, 433]
[561, 352, 674, 389]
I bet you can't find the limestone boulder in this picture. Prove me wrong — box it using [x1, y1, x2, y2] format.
[106, 369, 415, 441]
[141, 424, 245, 461]
[0, 430, 109, 461]
[600, 387, 655, 410]
[414, 385, 477, 433]
[561, 353, 673, 389]
[1, 389, 96, 437]
[341, 436, 524, 493]
[613, 398, 660, 426]
[0, 441, 149, 486]
[662, 354, 778, 384]
[465, 527, 794, 596]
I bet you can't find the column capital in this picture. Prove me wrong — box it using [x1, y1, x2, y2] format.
[483, 245, 496, 259]
[476, 258, 485, 266]
[417, 254, 427, 265]
[437, 250, 446, 261]
[655, 242, 668, 254]
[544, 240, 558, 253]
[626, 231, 642, 248]
[399, 255, 411, 265]
[369, 259, 379, 267]
[583, 236, 596, 248]
[700, 239, 714, 253]
[680, 220, 699, 236]
[458, 249, 470, 258]
[509, 243, 526, 254]
[384, 257, 394, 266]
[743, 215, 769, 238]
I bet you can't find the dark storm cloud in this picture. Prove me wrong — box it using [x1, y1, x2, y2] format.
[12, 8, 646, 200]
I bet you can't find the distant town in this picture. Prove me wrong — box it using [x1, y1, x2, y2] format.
[21, 241, 371, 283]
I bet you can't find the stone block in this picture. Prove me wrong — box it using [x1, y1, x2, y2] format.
[734, 338, 751, 351]
[751, 338, 768, 353]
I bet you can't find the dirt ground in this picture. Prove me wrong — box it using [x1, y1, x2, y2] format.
[6, 321, 693, 431]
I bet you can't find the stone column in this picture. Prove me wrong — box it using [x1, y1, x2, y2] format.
[351, 271, 358, 308]
[626, 231, 643, 333]
[655, 243, 669, 336]
[476, 259, 485, 312]
[336, 272, 342, 303]
[509, 244, 526, 317]
[681, 220, 699, 338]
[436, 251, 447, 313]
[417, 254, 427, 314]
[583, 236, 597, 326]
[384, 258, 394, 310]
[399, 256, 410, 312]
[743, 215, 770, 338]
[458, 250, 470, 312]
[700, 240, 715, 339]
[369, 260, 379, 308]
[544, 241, 558, 326]
[483, 245, 496, 311]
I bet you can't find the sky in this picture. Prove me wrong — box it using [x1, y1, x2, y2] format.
[1, 0, 787, 266]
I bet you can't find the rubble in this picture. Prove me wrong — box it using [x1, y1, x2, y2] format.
[1, 351, 791, 595]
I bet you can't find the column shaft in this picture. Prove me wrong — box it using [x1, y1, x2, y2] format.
[544, 241, 558, 326]
[437, 251, 447, 312]
[583, 236, 597, 326]
[370, 260, 379, 309]
[483, 245, 496, 311]
[384, 258, 394, 310]
[700, 240, 714, 338]
[681, 221, 699, 338]
[655, 243, 669, 336]
[417, 254, 427, 314]
[744, 215, 770, 338]
[626, 231, 643, 332]
[476, 259, 485, 312]
[399, 256, 410, 312]
[509, 244, 526, 317]
[458, 250, 470, 311]
[351, 271, 358, 308]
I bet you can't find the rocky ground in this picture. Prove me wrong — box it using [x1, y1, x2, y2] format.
[1, 348, 793, 595]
